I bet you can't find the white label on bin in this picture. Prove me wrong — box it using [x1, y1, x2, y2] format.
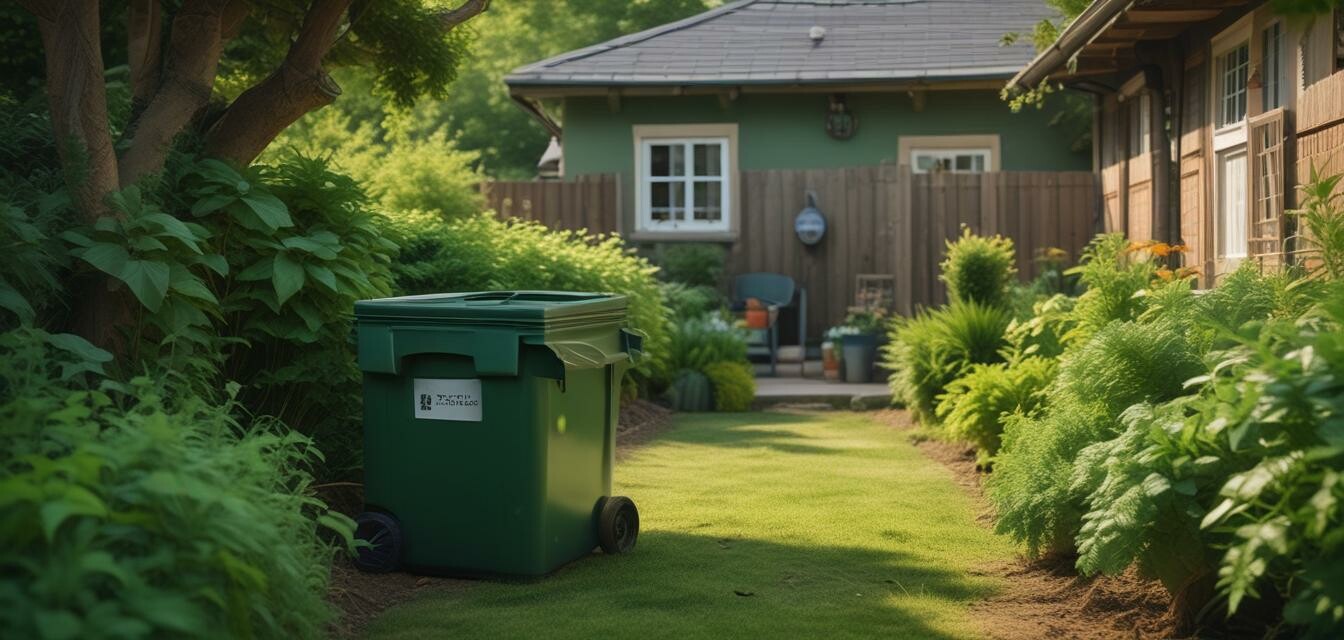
[413, 378, 482, 422]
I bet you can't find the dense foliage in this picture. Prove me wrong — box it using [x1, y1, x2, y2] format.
[657, 243, 727, 289]
[885, 301, 1011, 422]
[919, 170, 1344, 635]
[703, 361, 756, 413]
[0, 329, 353, 640]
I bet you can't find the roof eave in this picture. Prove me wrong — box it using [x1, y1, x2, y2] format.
[1006, 0, 1135, 93]
[506, 68, 1026, 94]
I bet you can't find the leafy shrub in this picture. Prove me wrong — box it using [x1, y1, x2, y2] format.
[884, 301, 1011, 422]
[936, 357, 1056, 464]
[668, 315, 748, 373]
[386, 212, 671, 385]
[703, 361, 755, 412]
[990, 319, 1204, 556]
[0, 329, 351, 640]
[0, 198, 66, 327]
[1291, 166, 1344, 279]
[940, 227, 1018, 308]
[662, 282, 721, 321]
[1003, 293, 1077, 361]
[1068, 234, 1158, 340]
[657, 243, 725, 288]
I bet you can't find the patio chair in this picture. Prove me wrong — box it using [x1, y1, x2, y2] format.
[732, 273, 804, 377]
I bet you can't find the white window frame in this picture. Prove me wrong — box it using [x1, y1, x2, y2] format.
[1212, 18, 1252, 262]
[633, 128, 735, 235]
[909, 148, 992, 174]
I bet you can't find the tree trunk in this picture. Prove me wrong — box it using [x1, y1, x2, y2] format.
[119, 0, 232, 187]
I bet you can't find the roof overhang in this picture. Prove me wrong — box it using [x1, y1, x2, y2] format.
[506, 74, 1016, 100]
[1006, 0, 1252, 92]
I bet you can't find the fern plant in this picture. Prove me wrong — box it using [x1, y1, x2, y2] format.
[884, 301, 1011, 422]
[1066, 233, 1157, 341]
[936, 357, 1056, 464]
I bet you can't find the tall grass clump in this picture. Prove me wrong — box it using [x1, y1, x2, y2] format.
[940, 226, 1018, 308]
[885, 301, 1011, 421]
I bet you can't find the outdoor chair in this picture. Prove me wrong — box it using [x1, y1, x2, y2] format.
[732, 272, 804, 377]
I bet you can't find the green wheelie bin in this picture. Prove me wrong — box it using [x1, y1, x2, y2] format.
[351, 291, 642, 576]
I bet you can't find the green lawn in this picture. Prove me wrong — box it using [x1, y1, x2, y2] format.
[365, 411, 1017, 639]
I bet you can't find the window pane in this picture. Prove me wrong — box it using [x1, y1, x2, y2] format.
[955, 155, 973, 171]
[693, 143, 722, 176]
[1262, 23, 1283, 111]
[914, 155, 939, 172]
[1220, 149, 1248, 258]
[1219, 44, 1249, 126]
[649, 182, 671, 221]
[649, 145, 670, 177]
[692, 181, 722, 221]
[970, 155, 985, 172]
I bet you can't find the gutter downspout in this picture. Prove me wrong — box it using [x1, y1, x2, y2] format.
[510, 93, 563, 140]
[1006, 0, 1135, 92]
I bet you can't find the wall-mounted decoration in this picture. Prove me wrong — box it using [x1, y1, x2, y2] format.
[825, 94, 855, 140]
[794, 191, 826, 246]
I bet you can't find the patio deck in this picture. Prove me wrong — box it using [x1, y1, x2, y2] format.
[752, 361, 892, 410]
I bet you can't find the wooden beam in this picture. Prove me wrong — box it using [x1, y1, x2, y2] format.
[1122, 9, 1221, 24]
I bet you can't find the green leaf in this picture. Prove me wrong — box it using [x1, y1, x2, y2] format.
[118, 259, 171, 312]
[168, 267, 218, 304]
[241, 193, 292, 230]
[190, 193, 237, 217]
[33, 609, 82, 640]
[76, 242, 130, 278]
[45, 332, 113, 365]
[129, 235, 168, 253]
[281, 235, 339, 260]
[140, 212, 203, 253]
[272, 252, 305, 306]
[0, 282, 35, 323]
[196, 253, 228, 276]
[39, 486, 108, 541]
[305, 263, 338, 292]
[236, 258, 273, 282]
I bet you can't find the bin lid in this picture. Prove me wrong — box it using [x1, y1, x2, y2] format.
[354, 291, 627, 328]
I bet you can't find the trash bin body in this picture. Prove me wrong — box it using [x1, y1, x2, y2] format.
[354, 291, 638, 576]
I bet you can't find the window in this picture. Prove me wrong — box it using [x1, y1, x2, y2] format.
[910, 149, 990, 174]
[638, 138, 730, 232]
[1125, 92, 1151, 157]
[1262, 22, 1286, 111]
[1218, 149, 1248, 259]
[1217, 43, 1250, 128]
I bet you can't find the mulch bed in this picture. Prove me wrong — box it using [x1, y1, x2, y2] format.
[874, 410, 1178, 640]
[323, 398, 675, 638]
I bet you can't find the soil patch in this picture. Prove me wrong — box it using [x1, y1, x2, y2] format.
[324, 398, 675, 637]
[875, 410, 1178, 640]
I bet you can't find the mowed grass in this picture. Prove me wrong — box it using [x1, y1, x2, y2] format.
[365, 411, 1016, 639]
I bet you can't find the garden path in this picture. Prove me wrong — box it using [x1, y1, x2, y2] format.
[364, 411, 1014, 639]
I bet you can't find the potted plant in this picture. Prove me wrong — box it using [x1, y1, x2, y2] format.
[837, 310, 887, 383]
[821, 326, 844, 381]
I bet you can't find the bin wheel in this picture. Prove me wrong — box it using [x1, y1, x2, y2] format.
[353, 512, 403, 573]
[598, 496, 639, 554]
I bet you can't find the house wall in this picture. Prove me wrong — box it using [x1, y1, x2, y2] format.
[560, 90, 1091, 235]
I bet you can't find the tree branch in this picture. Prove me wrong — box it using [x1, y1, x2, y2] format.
[437, 0, 490, 30]
[202, 0, 352, 165]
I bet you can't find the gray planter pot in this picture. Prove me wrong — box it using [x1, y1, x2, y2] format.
[841, 333, 878, 383]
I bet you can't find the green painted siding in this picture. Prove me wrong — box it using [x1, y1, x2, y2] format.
[561, 90, 1089, 178]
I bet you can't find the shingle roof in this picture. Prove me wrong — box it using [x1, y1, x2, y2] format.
[506, 0, 1054, 89]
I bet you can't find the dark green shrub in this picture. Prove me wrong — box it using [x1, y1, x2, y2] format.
[668, 315, 748, 373]
[0, 329, 352, 640]
[657, 243, 725, 288]
[662, 282, 721, 321]
[386, 212, 672, 385]
[936, 357, 1056, 464]
[668, 369, 713, 412]
[940, 227, 1017, 308]
[884, 301, 1011, 422]
[703, 361, 755, 412]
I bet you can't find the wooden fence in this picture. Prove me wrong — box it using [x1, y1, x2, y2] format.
[480, 167, 1099, 337]
[727, 166, 1098, 335]
[480, 174, 620, 233]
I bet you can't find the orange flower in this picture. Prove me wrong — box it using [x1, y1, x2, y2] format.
[1148, 242, 1175, 257]
[1175, 266, 1200, 279]
[1169, 243, 1189, 254]
[1155, 268, 1174, 281]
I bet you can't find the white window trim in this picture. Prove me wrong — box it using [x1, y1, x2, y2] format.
[631, 124, 738, 237]
[909, 148, 992, 174]
[1211, 17, 1253, 262]
[898, 134, 1001, 173]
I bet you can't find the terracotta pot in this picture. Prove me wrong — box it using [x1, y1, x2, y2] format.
[822, 342, 840, 380]
[745, 309, 769, 328]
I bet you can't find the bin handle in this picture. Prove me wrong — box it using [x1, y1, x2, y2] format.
[461, 292, 518, 304]
[545, 340, 611, 368]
